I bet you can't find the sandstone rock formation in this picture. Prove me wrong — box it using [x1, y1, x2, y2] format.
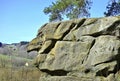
[27, 16, 120, 81]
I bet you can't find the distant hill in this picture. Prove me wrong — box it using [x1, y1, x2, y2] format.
[0, 41, 37, 59]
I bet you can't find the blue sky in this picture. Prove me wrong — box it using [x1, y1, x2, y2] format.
[0, 0, 108, 44]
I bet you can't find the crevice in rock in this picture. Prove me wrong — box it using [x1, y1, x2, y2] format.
[40, 39, 58, 54]
[53, 22, 62, 32]
[116, 47, 120, 71]
[83, 18, 98, 26]
[117, 36, 120, 40]
[89, 39, 96, 50]
[73, 19, 86, 30]
[95, 47, 120, 77]
[107, 20, 120, 33]
[88, 32, 104, 37]
[94, 57, 116, 67]
[41, 69, 69, 76]
[61, 23, 76, 40]
[94, 48, 120, 67]
[84, 69, 91, 73]
[82, 39, 96, 64]
[96, 66, 119, 77]
[84, 31, 112, 38]
[96, 67, 110, 77]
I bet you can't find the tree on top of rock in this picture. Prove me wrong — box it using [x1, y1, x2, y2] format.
[43, 0, 92, 22]
[44, 0, 120, 22]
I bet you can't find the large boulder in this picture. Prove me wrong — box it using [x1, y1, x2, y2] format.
[28, 16, 120, 81]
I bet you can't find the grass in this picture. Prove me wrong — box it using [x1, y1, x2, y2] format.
[0, 54, 32, 67]
[0, 54, 41, 81]
[0, 67, 40, 81]
[0, 54, 12, 67]
[0, 54, 32, 61]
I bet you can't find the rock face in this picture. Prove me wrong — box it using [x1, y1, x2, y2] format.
[27, 16, 120, 81]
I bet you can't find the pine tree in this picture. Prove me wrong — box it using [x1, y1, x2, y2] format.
[43, 0, 92, 22]
[104, 0, 120, 16]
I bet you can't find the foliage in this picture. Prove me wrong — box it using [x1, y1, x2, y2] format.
[0, 42, 2, 47]
[44, 0, 92, 21]
[104, 0, 120, 16]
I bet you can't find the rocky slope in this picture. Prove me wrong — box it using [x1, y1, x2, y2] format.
[27, 16, 120, 81]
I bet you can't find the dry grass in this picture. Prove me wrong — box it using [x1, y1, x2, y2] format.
[0, 54, 41, 81]
[0, 66, 40, 81]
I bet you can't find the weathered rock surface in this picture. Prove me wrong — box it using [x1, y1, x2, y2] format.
[27, 16, 120, 81]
